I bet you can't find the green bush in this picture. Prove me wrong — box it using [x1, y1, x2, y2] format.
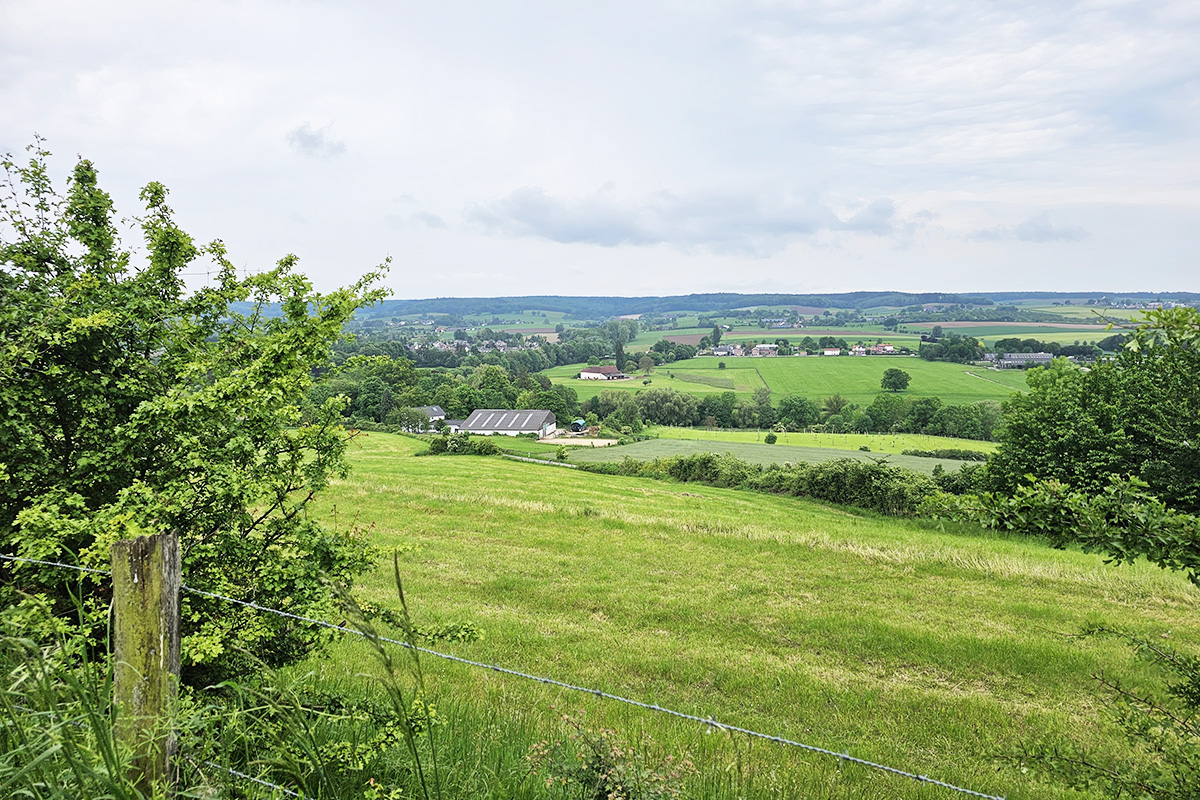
[902, 448, 990, 462]
[763, 432, 778, 444]
[580, 454, 939, 516]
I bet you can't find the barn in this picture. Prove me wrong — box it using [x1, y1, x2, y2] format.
[461, 409, 557, 437]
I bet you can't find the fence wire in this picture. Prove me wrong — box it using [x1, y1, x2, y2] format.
[1, 552, 1006, 799]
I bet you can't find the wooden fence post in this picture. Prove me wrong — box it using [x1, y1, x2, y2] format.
[112, 531, 181, 794]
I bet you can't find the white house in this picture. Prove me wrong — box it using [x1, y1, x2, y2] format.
[461, 409, 557, 437]
[823, 347, 841, 356]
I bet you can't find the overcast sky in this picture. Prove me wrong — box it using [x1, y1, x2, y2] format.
[3, 1, 1197, 299]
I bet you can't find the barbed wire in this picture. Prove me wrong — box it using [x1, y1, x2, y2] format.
[0, 552, 1006, 799]
[199, 760, 302, 798]
[0, 553, 110, 575]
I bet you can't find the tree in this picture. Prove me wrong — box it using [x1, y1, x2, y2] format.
[711, 324, 722, 346]
[0, 143, 386, 682]
[638, 354, 655, 375]
[822, 393, 851, 418]
[880, 368, 911, 392]
[777, 395, 820, 430]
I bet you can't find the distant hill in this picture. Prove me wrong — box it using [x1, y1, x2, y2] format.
[356, 292, 993, 319]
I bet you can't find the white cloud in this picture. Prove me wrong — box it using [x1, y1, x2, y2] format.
[286, 124, 345, 159]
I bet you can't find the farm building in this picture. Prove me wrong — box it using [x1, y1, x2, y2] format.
[751, 343, 778, 356]
[461, 409, 557, 437]
[823, 347, 841, 356]
[999, 353, 1054, 369]
[579, 365, 629, 380]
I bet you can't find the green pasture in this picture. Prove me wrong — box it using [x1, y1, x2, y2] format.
[305, 432, 1200, 799]
[546, 356, 1027, 406]
[565, 438, 969, 474]
[645, 425, 997, 454]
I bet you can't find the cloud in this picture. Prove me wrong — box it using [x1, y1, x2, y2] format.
[286, 124, 345, 158]
[972, 211, 1088, 243]
[409, 211, 446, 229]
[465, 186, 915, 253]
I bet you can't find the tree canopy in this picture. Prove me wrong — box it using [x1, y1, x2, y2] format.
[0, 143, 387, 681]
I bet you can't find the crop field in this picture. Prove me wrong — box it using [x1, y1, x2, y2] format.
[565, 437, 970, 473]
[307, 432, 1200, 799]
[645, 426, 997, 454]
[546, 357, 1028, 405]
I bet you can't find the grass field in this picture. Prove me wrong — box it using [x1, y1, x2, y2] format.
[547, 356, 1028, 406]
[645, 426, 997, 454]
[565, 438, 971, 474]
[305, 433, 1200, 799]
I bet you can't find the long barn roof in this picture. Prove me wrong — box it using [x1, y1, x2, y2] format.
[461, 409, 556, 432]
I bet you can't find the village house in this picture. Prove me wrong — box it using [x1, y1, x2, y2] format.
[869, 343, 896, 355]
[461, 409, 557, 437]
[751, 343, 779, 356]
[823, 347, 841, 356]
[417, 405, 445, 422]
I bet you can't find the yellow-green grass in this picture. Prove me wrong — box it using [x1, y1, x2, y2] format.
[645, 425, 997, 454]
[566, 438, 970, 474]
[547, 357, 1027, 406]
[305, 432, 1200, 799]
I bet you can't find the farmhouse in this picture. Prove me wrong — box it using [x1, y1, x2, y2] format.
[823, 347, 841, 356]
[870, 343, 896, 355]
[751, 343, 778, 356]
[461, 409, 557, 437]
[579, 365, 629, 380]
[416, 405, 446, 422]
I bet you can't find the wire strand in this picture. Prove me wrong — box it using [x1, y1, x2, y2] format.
[0, 553, 110, 575]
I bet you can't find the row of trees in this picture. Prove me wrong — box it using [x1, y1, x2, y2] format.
[578, 387, 1001, 440]
[308, 358, 582, 426]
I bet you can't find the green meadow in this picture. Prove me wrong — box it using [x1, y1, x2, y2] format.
[546, 356, 1028, 406]
[305, 432, 1200, 799]
[565, 437, 971, 474]
[644, 425, 997, 454]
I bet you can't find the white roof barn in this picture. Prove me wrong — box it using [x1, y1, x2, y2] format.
[461, 409, 557, 437]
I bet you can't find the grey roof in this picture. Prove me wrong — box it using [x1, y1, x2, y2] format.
[417, 405, 446, 418]
[461, 409, 556, 433]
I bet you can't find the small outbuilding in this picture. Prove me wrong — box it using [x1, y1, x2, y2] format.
[461, 409, 557, 437]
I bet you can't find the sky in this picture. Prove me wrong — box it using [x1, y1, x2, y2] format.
[2, 0, 1198, 299]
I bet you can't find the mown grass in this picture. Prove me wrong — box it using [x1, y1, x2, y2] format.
[565, 438, 970, 474]
[546, 357, 1027, 405]
[645, 426, 997, 454]
[302, 432, 1200, 800]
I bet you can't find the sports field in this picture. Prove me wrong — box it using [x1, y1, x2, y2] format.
[546, 356, 1028, 405]
[305, 432, 1200, 799]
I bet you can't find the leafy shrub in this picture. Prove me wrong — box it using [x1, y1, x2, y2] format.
[427, 433, 500, 455]
[921, 476, 1200, 581]
[527, 713, 695, 800]
[902, 448, 990, 462]
[764, 432, 778, 444]
[580, 454, 939, 516]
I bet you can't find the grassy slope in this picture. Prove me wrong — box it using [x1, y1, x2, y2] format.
[308, 432, 1200, 800]
[565, 437, 970, 474]
[547, 356, 1028, 405]
[644, 426, 998, 454]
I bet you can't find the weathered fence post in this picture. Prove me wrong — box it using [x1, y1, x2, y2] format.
[112, 531, 181, 794]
